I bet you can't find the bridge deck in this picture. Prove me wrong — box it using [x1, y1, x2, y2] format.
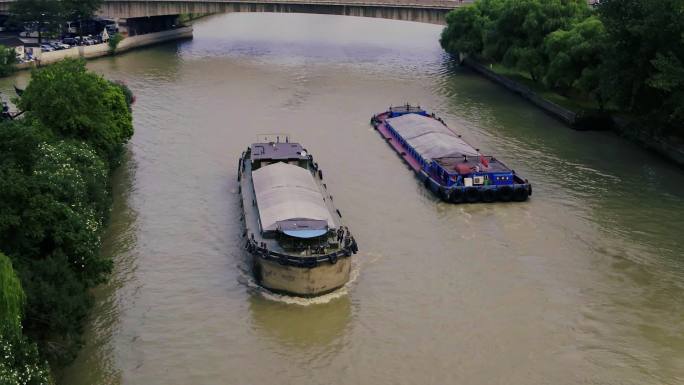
[0, 0, 471, 24]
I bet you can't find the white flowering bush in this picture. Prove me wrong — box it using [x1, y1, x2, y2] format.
[0, 330, 52, 385]
[31, 140, 111, 286]
[0, 254, 52, 385]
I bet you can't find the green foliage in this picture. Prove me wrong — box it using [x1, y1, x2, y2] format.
[1, 324, 53, 385]
[0, 253, 24, 335]
[440, 0, 504, 56]
[18, 59, 133, 164]
[10, 0, 102, 42]
[544, 16, 607, 105]
[599, 0, 684, 136]
[0, 128, 112, 290]
[0, 253, 52, 385]
[9, 0, 64, 44]
[61, 0, 102, 25]
[108, 33, 124, 52]
[486, 0, 589, 80]
[440, 0, 684, 138]
[0, 61, 134, 367]
[0, 121, 112, 363]
[648, 52, 684, 125]
[111, 81, 136, 112]
[441, 0, 590, 80]
[0, 45, 18, 77]
[440, 6, 486, 55]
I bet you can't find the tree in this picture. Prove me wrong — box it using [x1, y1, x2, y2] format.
[0, 56, 133, 370]
[441, 6, 486, 56]
[111, 80, 136, 111]
[0, 45, 18, 77]
[18, 59, 133, 164]
[9, 0, 64, 44]
[648, 51, 684, 130]
[484, 0, 589, 81]
[599, 0, 684, 136]
[0, 252, 24, 334]
[440, 0, 505, 57]
[61, 0, 103, 39]
[0, 133, 112, 290]
[0, 252, 52, 385]
[544, 15, 607, 107]
[108, 32, 124, 53]
[0, 121, 111, 364]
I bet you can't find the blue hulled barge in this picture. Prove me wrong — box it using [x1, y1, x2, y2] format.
[371, 105, 532, 203]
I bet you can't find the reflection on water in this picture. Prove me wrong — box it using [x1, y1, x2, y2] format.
[38, 12, 684, 385]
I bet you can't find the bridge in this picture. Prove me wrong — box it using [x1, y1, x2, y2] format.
[0, 0, 470, 26]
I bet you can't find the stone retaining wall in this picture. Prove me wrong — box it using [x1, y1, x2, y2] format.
[17, 27, 193, 70]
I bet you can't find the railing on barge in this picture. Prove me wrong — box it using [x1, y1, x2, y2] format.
[244, 238, 356, 268]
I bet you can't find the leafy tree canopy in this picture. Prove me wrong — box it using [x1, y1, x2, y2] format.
[18, 59, 133, 164]
[61, 0, 102, 21]
[599, 0, 684, 135]
[441, 6, 487, 56]
[544, 16, 607, 104]
[0, 121, 111, 364]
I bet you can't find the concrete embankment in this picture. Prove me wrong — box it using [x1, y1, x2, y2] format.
[16, 26, 193, 69]
[459, 55, 684, 168]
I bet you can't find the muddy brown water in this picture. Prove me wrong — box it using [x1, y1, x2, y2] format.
[3, 12, 682, 385]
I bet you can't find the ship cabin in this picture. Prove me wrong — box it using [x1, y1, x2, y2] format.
[247, 141, 339, 251]
[249, 141, 311, 171]
[383, 111, 515, 189]
[387, 104, 429, 118]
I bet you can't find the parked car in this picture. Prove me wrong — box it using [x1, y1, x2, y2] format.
[49, 41, 70, 50]
[62, 37, 77, 46]
[75, 36, 96, 46]
[40, 44, 55, 52]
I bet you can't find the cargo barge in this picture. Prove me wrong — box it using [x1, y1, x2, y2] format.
[371, 105, 532, 203]
[238, 137, 358, 296]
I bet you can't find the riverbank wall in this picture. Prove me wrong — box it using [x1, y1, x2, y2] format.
[459, 55, 684, 168]
[15, 27, 193, 69]
[460, 56, 577, 126]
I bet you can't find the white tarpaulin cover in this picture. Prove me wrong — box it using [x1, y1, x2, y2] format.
[386, 114, 480, 159]
[252, 162, 335, 232]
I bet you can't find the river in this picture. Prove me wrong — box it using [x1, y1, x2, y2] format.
[5, 12, 683, 385]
